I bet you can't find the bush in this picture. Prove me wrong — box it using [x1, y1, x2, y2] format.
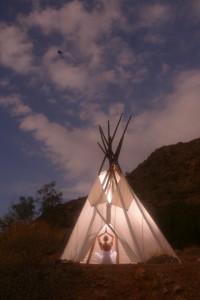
[0, 221, 64, 267]
[145, 254, 179, 264]
[180, 245, 200, 262]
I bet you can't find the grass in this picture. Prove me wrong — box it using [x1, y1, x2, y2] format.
[0, 221, 64, 267]
[0, 221, 70, 300]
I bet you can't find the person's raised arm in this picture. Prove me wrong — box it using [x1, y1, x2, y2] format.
[98, 234, 103, 249]
[98, 232, 105, 238]
[107, 232, 114, 246]
[107, 231, 114, 238]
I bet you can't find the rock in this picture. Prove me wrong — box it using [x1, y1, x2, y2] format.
[134, 267, 147, 279]
[175, 296, 186, 300]
[173, 285, 183, 294]
[163, 287, 170, 295]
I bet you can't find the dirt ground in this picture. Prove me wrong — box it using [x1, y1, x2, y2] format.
[60, 260, 200, 300]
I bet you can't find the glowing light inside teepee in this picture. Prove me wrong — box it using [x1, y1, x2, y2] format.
[99, 171, 114, 203]
[107, 189, 112, 203]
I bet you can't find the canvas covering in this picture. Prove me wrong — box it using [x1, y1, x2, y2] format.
[61, 169, 178, 264]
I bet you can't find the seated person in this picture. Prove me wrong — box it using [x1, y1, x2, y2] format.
[96, 228, 116, 264]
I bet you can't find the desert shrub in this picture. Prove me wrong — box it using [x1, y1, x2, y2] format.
[180, 245, 200, 262]
[145, 254, 179, 264]
[182, 245, 200, 256]
[0, 221, 64, 267]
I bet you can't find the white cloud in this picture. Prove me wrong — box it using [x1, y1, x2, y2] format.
[1, 0, 200, 200]
[0, 93, 126, 195]
[19, 113, 99, 176]
[161, 63, 170, 75]
[0, 94, 32, 116]
[122, 69, 200, 172]
[0, 0, 128, 91]
[0, 23, 33, 74]
[20, 1, 125, 49]
[0, 0, 151, 103]
[139, 3, 171, 27]
[42, 46, 89, 91]
[0, 78, 10, 87]
[190, 0, 200, 17]
[143, 33, 165, 44]
[16, 1, 133, 97]
[79, 101, 125, 127]
[0, 94, 101, 181]
[1, 66, 200, 196]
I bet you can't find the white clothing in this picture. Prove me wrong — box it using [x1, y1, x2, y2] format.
[95, 250, 117, 264]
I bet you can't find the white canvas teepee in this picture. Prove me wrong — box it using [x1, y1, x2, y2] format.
[61, 115, 179, 264]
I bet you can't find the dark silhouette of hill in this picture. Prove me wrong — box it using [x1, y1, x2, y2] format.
[62, 138, 200, 249]
[61, 196, 86, 227]
[128, 138, 200, 208]
[127, 138, 200, 248]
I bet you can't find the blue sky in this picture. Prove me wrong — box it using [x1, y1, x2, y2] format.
[1, 0, 200, 214]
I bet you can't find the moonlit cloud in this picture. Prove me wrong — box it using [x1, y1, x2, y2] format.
[1, 0, 200, 212]
[42, 47, 90, 91]
[121, 70, 200, 171]
[16, 1, 133, 97]
[143, 33, 165, 44]
[0, 24, 33, 74]
[0, 94, 32, 116]
[22, 1, 125, 40]
[1, 67, 200, 189]
[190, 0, 200, 17]
[0, 94, 100, 180]
[139, 3, 171, 27]
[0, 79, 9, 87]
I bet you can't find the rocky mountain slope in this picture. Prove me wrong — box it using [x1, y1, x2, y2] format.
[127, 138, 200, 248]
[128, 138, 200, 208]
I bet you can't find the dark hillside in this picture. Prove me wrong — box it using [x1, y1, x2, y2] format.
[128, 138, 200, 208]
[61, 196, 86, 227]
[127, 138, 200, 248]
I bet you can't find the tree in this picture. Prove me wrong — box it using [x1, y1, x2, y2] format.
[0, 196, 36, 230]
[37, 181, 63, 213]
[12, 196, 36, 222]
[36, 181, 64, 225]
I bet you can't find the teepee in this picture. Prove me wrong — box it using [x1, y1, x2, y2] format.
[61, 115, 179, 264]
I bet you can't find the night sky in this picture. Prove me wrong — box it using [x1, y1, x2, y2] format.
[1, 0, 200, 214]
